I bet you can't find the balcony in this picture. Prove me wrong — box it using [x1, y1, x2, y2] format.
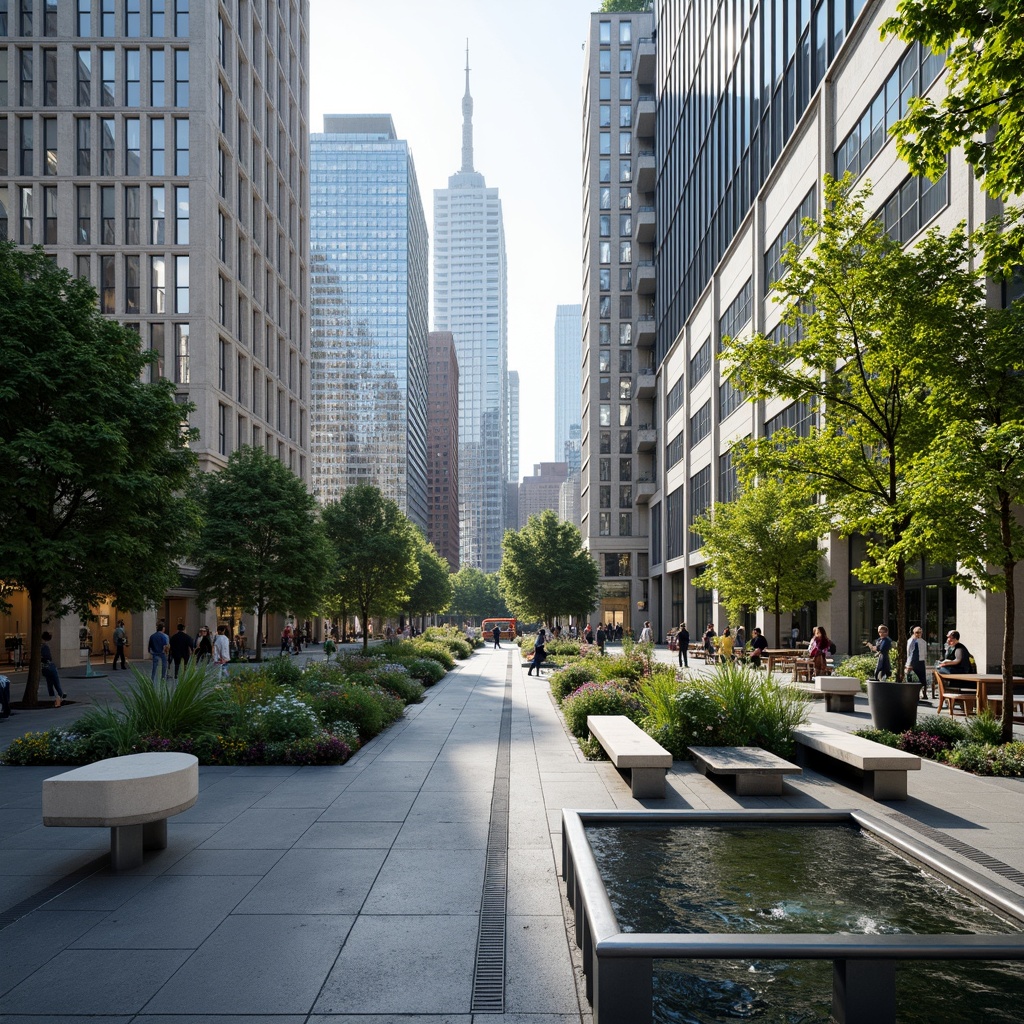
[636, 260, 655, 295]
[636, 425, 657, 451]
[635, 368, 656, 397]
[636, 96, 655, 138]
[636, 314, 655, 348]
[636, 149, 656, 194]
[635, 477, 657, 504]
[636, 36, 655, 85]
[636, 204, 655, 244]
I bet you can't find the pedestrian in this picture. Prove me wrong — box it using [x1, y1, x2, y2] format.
[867, 624, 893, 680]
[640, 621, 653, 643]
[584, 623, 594, 645]
[213, 624, 231, 679]
[148, 620, 170, 682]
[168, 623, 194, 679]
[596, 623, 607, 654]
[808, 625, 830, 678]
[937, 630, 974, 675]
[906, 625, 928, 697]
[0, 672, 10, 718]
[195, 626, 213, 664]
[749, 626, 768, 668]
[492, 623, 502, 649]
[614, 623, 623, 643]
[720, 627, 734, 661]
[293, 624, 302, 654]
[790, 624, 800, 649]
[112, 618, 129, 670]
[280, 623, 292, 654]
[734, 624, 745, 651]
[527, 628, 547, 676]
[703, 622, 717, 657]
[677, 622, 690, 668]
[40, 631, 67, 706]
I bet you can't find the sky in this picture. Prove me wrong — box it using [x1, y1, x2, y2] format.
[309, 0, 599, 478]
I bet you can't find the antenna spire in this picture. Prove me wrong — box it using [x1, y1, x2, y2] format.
[461, 40, 474, 173]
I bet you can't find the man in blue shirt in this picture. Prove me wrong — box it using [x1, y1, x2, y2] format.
[148, 621, 170, 682]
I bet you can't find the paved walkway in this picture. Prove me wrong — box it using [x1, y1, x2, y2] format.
[2, 646, 1024, 1022]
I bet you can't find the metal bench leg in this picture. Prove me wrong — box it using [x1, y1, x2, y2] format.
[832, 959, 895, 1024]
[110, 824, 144, 870]
[143, 817, 168, 850]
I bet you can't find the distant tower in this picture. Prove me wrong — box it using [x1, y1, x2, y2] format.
[427, 332, 460, 571]
[433, 47, 509, 571]
[507, 370, 520, 484]
[554, 304, 583, 471]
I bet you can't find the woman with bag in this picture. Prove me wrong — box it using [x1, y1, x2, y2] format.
[527, 629, 547, 676]
[906, 626, 928, 698]
[808, 625, 831, 678]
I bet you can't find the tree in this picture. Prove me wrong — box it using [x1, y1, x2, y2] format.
[407, 533, 453, 621]
[691, 477, 835, 645]
[0, 243, 198, 705]
[449, 565, 509, 622]
[881, 1, 1024, 201]
[723, 177, 981, 678]
[192, 446, 328, 661]
[321, 485, 419, 652]
[498, 511, 599, 627]
[599, 0, 653, 11]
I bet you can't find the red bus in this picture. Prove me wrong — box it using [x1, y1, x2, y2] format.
[481, 617, 518, 641]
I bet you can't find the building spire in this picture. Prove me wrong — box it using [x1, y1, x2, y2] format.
[461, 40, 474, 173]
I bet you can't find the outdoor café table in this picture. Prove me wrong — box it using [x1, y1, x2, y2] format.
[766, 651, 798, 673]
[945, 674, 1024, 714]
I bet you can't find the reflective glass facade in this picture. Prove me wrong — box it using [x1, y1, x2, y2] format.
[554, 304, 582, 472]
[310, 116, 428, 530]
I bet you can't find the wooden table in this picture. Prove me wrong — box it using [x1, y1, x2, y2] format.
[942, 674, 1024, 713]
[766, 651, 799, 673]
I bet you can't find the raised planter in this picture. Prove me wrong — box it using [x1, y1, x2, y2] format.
[867, 680, 920, 732]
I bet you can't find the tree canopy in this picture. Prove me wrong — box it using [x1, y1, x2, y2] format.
[448, 565, 509, 622]
[723, 177, 980, 675]
[192, 445, 328, 661]
[691, 476, 834, 646]
[0, 243, 198, 704]
[599, 0, 652, 11]
[407, 532, 453, 619]
[321, 485, 419, 652]
[498, 511, 599, 627]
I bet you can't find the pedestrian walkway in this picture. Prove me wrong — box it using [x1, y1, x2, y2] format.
[2, 646, 1024, 1022]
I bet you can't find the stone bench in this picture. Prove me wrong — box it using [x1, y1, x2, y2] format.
[587, 715, 672, 798]
[815, 675, 861, 712]
[792, 724, 920, 800]
[42, 752, 199, 869]
[688, 745, 802, 795]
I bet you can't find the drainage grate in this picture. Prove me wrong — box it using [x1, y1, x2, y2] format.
[885, 810, 1024, 889]
[471, 653, 513, 1013]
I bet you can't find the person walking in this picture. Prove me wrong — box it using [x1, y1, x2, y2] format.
[868, 624, 893, 680]
[749, 626, 768, 668]
[808, 625, 830, 678]
[492, 623, 502, 649]
[40, 631, 67, 706]
[720, 627, 734, 661]
[168, 624, 194, 680]
[112, 619, 129, 670]
[148, 621, 170, 682]
[906, 625, 928, 697]
[213, 624, 231, 679]
[595, 623, 607, 654]
[195, 626, 214, 664]
[527, 628, 547, 676]
[676, 622, 690, 668]
[280, 624, 292, 654]
[640, 621, 653, 643]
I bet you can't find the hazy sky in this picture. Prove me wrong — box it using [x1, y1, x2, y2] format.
[309, 0, 599, 477]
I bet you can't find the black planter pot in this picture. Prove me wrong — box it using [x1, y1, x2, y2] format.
[867, 680, 921, 732]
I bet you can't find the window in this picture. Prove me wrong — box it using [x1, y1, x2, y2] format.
[689, 466, 711, 551]
[151, 255, 165, 312]
[599, 50, 610, 73]
[175, 254, 189, 313]
[599, 430, 611, 454]
[599, 241, 611, 264]
[76, 185, 90, 242]
[43, 185, 56, 244]
[619, 403, 632, 427]
[599, 158, 610, 183]
[19, 47, 32, 105]
[599, 404, 611, 427]
[599, 186, 611, 210]
[150, 185, 165, 243]
[18, 184, 32, 243]
[174, 117, 188, 174]
[689, 400, 711, 449]
[719, 278, 753, 347]
[666, 431, 684, 469]
[76, 49, 90, 105]
[605, 552, 631, 576]
[599, 131, 610, 155]
[100, 184, 114, 242]
[666, 486, 684, 559]
[125, 0, 140, 36]
[619, 49, 632, 73]
[0, 50, 7, 107]
[599, 20, 610, 45]
[619, 240, 632, 263]
[100, 117, 114, 174]
[719, 376, 745, 420]
[151, 48, 165, 105]
[619, 457, 632, 481]
[101, 254, 115, 312]
[618, 512, 632, 536]
[125, 254, 139, 313]
[18, 0, 30, 36]
[765, 400, 814, 439]
[43, 117, 56, 174]
[599, 267, 611, 291]
[151, 0, 165, 35]
[599, 350, 611, 372]
[619, 430, 632, 454]
[100, 48, 114, 105]
[620, 105, 632, 128]
[719, 449, 739, 504]
[618, 350, 632, 372]
[124, 185, 140, 243]
[42, 48, 56, 105]
[175, 322, 190, 384]
[125, 49, 141, 106]
[77, 0, 90, 36]
[100, 0, 114, 35]
[19, 117, 32, 175]
[599, 485, 611, 508]
[218, 337, 227, 390]
[619, 77, 631, 101]
[619, 160, 632, 182]
[880, 171, 948, 244]
[689, 338, 711, 389]
[765, 188, 816, 290]
[619, 131, 632, 155]
[175, 185, 188, 243]
[619, 377, 632, 401]
[599, 457, 611, 481]
[44, 0, 58, 35]
[174, 0, 188, 37]
[667, 377, 685, 418]
[76, 117, 89, 172]
[150, 116, 164, 173]
[174, 49, 188, 106]
[599, 104, 610, 128]
[619, 20, 631, 45]
[599, 214, 611, 237]
[125, 117, 140, 174]
[599, 512, 611, 536]
[620, 214, 632, 236]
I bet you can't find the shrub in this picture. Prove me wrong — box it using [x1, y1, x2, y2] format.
[935, 740, 1024, 776]
[302, 680, 405, 738]
[238, 693, 320, 742]
[259, 655, 304, 688]
[266, 733, 354, 766]
[420, 627, 473, 659]
[854, 727, 902, 747]
[896, 730, 953, 758]
[560, 680, 645, 739]
[408, 640, 455, 670]
[916, 715, 968, 745]
[2, 729, 95, 765]
[403, 657, 446, 685]
[965, 708, 1003, 745]
[649, 684, 729, 759]
[550, 662, 601, 703]
[363, 662, 425, 704]
[832, 653, 877, 683]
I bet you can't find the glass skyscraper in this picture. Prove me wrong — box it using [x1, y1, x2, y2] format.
[310, 114, 428, 530]
[433, 57, 508, 572]
[554, 304, 582, 472]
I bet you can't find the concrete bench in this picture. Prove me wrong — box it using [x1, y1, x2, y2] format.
[587, 715, 672, 798]
[814, 675, 861, 712]
[42, 752, 199, 869]
[792, 724, 920, 800]
[688, 745, 801, 795]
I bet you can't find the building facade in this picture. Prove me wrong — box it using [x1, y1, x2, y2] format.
[581, 11, 656, 633]
[0, 0, 309, 658]
[554, 303, 583, 472]
[432, 56, 509, 572]
[309, 114, 428, 531]
[518, 463, 569, 530]
[426, 330, 460, 571]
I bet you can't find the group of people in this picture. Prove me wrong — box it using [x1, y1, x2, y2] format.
[148, 621, 231, 681]
[870, 624, 974, 697]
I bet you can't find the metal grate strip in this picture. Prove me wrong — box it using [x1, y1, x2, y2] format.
[0, 854, 107, 932]
[471, 653, 513, 1013]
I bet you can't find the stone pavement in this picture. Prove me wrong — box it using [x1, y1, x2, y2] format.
[2, 645, 1024, 1023]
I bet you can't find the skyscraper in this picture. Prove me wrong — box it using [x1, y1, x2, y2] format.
[433, 49, 508, 572]
[427, 331, 460, 571]
[309, 114, 428, 530]
[554, 303, 583, 472]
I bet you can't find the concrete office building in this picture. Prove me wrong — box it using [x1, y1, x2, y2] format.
[433, 53, 509, 572]
[0, 0, 309, 658]
[554, 303, 583, 472]
[309, 114, 428, 531]
[518, 463, 569, 530]
[426, 331, 460, 571]
[581, 10, 656, 633]
[642, 0, 1023, 666]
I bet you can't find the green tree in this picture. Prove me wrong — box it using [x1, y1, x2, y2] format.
[723, 177, 980, 676]
[407, 533, 453, 621]
[691, 477, 835, 645]
[321, 485, 419, 652]
[599, 0, 652, 11]
[449, 565, 509, 622]
[882, 1, 1024, 201]
[498, 511, 599, 626]
[0, 243, 198, 705]
[192, 446, 328, 661]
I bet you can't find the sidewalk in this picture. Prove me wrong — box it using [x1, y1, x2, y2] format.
[2, 646, 1024, 1022]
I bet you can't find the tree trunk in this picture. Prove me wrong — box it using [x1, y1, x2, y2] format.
[1002, 555, 1016, 744]
[773, 581, 781, 648]
[255, 605, 264, 662]
[894, 556, 906, 683]
[20, 581, 45, 707]
[361, 602, 370, 653]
